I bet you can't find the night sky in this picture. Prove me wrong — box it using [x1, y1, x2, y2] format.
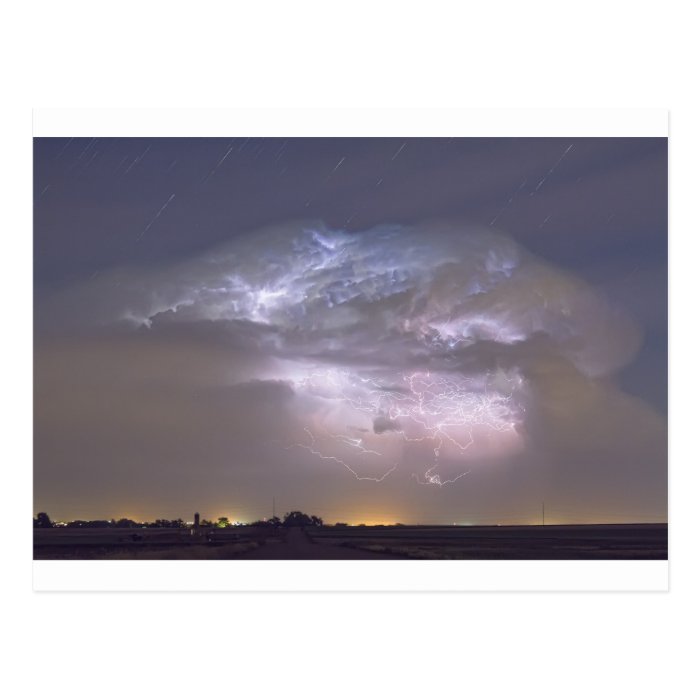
[33, 137, 667, 525]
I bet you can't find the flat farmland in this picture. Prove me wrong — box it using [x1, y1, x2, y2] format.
[307, 524, 668, 559]
[33, 527, 272, 559]
[34, 523, 667, 560]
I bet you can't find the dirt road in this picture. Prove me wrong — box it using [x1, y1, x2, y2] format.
[238, 527, 405, 559]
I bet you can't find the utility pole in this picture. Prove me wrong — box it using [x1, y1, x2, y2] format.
[542, 502, 545, 526]
[273, 497, 276, 520]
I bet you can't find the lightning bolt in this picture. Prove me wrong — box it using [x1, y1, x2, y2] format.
[287, 368, 524, 487]
[289, 428, 397, 482]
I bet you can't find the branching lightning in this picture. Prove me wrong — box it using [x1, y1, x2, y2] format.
[288, 368, 524, 487]
[289, 427, 398, 482]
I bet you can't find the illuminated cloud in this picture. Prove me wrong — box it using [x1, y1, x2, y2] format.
[35, 221, 659, 492]
[41, 221, 640, 376]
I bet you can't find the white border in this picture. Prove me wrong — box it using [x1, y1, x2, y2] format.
[32, 108, 668, 138]
[31, 108, 667, 592]
[3, 0, 695, 692]
[33, 559, 668, 592]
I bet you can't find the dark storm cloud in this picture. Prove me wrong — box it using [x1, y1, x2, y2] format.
[37, 221, 641, 378]
[35, 136, 666, 409]
[35, 220, 664, 507]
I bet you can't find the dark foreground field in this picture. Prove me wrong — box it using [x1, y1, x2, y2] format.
[34, 523, 667, 560]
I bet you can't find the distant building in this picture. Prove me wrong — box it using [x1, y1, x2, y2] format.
[190, 512, 202, 537]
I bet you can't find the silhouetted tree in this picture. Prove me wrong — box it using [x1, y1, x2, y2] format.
[65, 519, 110, 528]
[282, 511, 323, 527]
[145, 518, 187, 528]
[115, 518, 138, 528]
[217, 516, 231, 528]
[67, 520, 88, 528]
[34, 512, 53, 529]
[249, 516, 281, 527]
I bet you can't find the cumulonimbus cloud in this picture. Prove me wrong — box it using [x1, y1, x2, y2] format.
[35, 221, 662, 493]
